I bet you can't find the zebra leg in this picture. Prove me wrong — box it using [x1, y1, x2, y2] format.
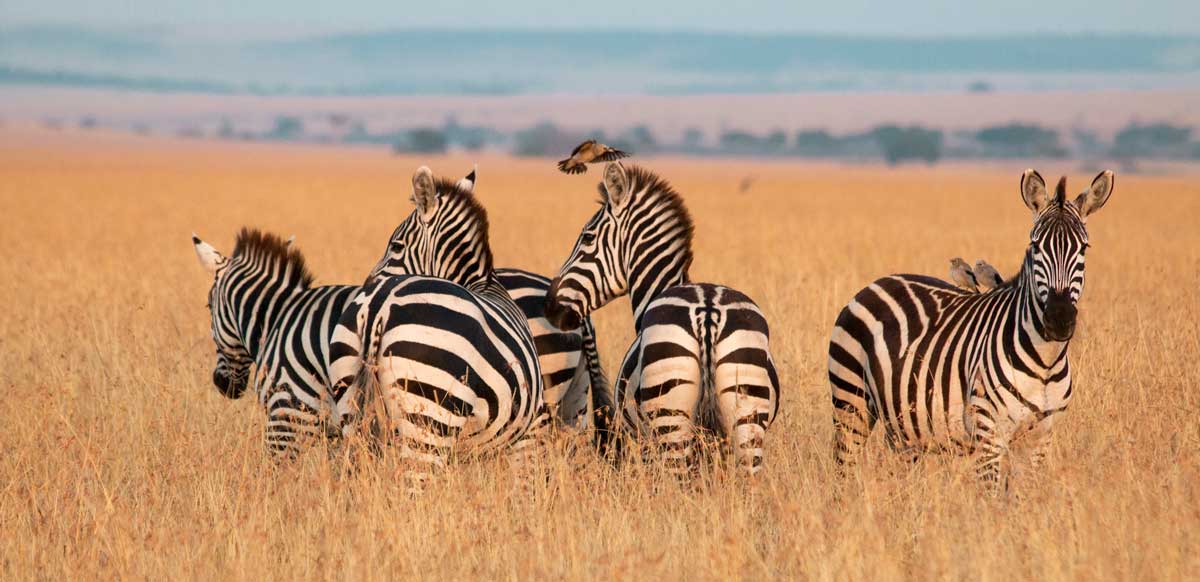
[581, 318, 616, 456]
[263, 384, 322, 462]
[969, 393, 1013, 493]
[507, 404, 553, 498]
[831, 391, 877, 474]
[1025, 415, 1057, 475]
[384, 383, 470, 495]
[713, 354, 777, 476]
[638, 340, 703, 478]
[829, 346, 877, 472]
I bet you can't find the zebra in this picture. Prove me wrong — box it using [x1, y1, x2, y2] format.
[361, 167, 612, 446]
[543, 162, 781, 476]
[192, 228, 360, 459]
[828, 169, 1115, 488]
[328, 166, 545, 487]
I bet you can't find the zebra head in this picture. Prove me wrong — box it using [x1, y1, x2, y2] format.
[1019, 169, 1115, 342]
[192, 229, 313, 399]
[546, 162, 694, 331]
[363, 166, 493, 289]
[193, 234, 251, 398]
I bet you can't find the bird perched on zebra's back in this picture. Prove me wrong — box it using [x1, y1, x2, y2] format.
[974, 260, 1004, 290]
[557, 140, 629, 174]
[949, 257, 979, 292]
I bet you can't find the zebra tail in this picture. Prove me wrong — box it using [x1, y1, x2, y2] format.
[329, 304, 388, 450]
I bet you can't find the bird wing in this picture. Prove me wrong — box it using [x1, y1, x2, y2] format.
[558, 159, 586, 174]
[591, 148, 630, 163]
[569, 140, 595, 157]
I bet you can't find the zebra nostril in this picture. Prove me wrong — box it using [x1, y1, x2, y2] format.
[213, 367, 246, 399]
[544, 293, 581, 331]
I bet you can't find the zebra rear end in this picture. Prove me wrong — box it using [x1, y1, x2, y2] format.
[635, 284, 780, 475]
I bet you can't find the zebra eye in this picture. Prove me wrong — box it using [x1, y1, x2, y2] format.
[389, 241, 404, 253]
[581, 232, 597, 245]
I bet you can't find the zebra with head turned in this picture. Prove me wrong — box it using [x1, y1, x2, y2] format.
[828, 169, 1115, 488]
[544, 162, 781, 476]
[453, 169, 613, 443]
[192, 229, 360, 459]
[328, 166, 545, 487]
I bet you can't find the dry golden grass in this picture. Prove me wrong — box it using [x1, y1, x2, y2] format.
[2, 126, 1198, 580]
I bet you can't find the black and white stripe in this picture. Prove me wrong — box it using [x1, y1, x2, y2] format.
[328, 166, 544, 486]
[193, 229, 359, 459]
[545, 162, 780, 475]
[828, 169, 1114, 487]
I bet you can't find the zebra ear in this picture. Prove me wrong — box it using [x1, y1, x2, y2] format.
[602, 162, 630, 208]
[411, 166, 439, 221]
[456, 165, 476, 193]
[192, 233, 227, 274]
[1020, 169, 1050, 215]
[1073, 170, 1114, 220]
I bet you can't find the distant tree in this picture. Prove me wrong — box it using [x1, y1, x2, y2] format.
[266, 116, 304, 141]
[682, 127, 704, 150]
[975, 123, 1066, 158]
[78, 116, 97, 129]
[1070, 127, 1104, 158]
[1113, 122, 1193, 159]
[626, 124, 657, 152]
[461, 134, 485, 152]
[794, 129, 840, 156]
[329, 113, 351, 128]
[967, 80, 994, 94]
[872, 125, 943, 165]
[765, 129, 787, 152]
[514, 122, 578, 157]
[177, 127, 204, 139]
[395, 128, 448, 154]
[217, 118, 236, 139]
[719, 129, 762, 152]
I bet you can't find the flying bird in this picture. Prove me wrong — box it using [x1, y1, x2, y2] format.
[949, 258, 979, 292]
[557, 140, 630, 174]
[973, 260, 1004, 290]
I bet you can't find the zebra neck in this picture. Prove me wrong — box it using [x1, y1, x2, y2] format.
[628, 255, 689, 331]
[237, 284, 302, 361]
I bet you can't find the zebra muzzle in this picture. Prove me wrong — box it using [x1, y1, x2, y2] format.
[1042, 293, 1077, 341]
[544, 287, 583, 331]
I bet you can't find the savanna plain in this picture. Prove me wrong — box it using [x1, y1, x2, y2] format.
[1, 126, 1198, 580]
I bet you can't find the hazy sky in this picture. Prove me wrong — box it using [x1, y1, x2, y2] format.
[4, 0, 1200, 37]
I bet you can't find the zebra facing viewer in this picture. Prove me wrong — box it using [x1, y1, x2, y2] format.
[193, 229, 359, 459]
[828, 169, 1115, 488]
[544, 162, 780, 476]
[328, 166, 545, 486]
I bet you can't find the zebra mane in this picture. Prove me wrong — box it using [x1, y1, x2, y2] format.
[597, 164, 695, 278]
[433, 176, 494, 275]
[232, 227, 316, 288]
